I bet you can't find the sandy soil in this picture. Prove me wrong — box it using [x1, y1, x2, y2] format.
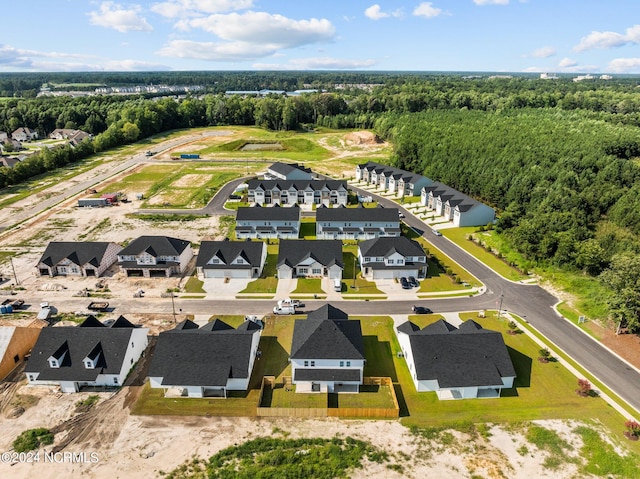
[0, 377, 598, 479]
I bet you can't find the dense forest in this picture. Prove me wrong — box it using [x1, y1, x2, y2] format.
[2, 72, 640, 329]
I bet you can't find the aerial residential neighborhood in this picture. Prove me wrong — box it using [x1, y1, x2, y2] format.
[2, 62, 640, 478]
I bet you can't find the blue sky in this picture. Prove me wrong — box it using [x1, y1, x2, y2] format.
[2, 0, 640, 73]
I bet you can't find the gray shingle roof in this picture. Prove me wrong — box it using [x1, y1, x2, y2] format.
[290, 307, 364, 360]
[316, 206, 399, 223]
[294, 369, 361, 382]
[397, 320, 516, 388]
[38, 242, 119, 268]
[358, 236, 426, 259]
[247, 179, 347, 192]
[148, 320, 261, 387]
[118, 236, 190, 257]
[25, 316, 141, 381]
[197, 240, 265, 270]
[267, 162, 312, 177]
[277, 240, 343, 269]
[236, 205, 300, 222]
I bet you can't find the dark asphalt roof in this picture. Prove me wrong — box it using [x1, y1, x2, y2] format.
[38, 242, 119, 268]
[197, 240, 265, 269]
[277, 240, 343, 269]
[118, 236, 190, 257]
[397, 319, 516, 388]
[267, 162, 312, 177]
[358, 236, 426, 259]
[236, 205, 300, 221]
[316, 206, 399, 223]
[247, 179, 347, 191]
[25, 316, 142, 381]
[291, 307, 364, 360]
[148, 319, 261, 387]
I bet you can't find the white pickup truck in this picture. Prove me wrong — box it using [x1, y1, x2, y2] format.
[277, 298, 301, 308]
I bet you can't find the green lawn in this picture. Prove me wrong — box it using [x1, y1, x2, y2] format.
[418, 257, 472, 293]
[183, 275, 205, 294]
[334, 385, 395, 409]
[442, 227, 529, 281]
[341, 250, 385, 295]
[292, 278, 324, 294]
[268, 385, 328, 408]
[299, 220, 316, 239]
[238, 251, 278, 294]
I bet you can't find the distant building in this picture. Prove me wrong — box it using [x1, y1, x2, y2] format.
[421, 182, 495, 227]
[247, 179, 348, 207]
[316, 204, 400, 240]
[266, 162, 313, 181]
[11, 127, 38, 142]
[36, 241, 121, 277]
[235, 205, 300, 239]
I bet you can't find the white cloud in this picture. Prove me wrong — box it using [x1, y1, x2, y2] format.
[413, 2, 443, 18]
[473, 0, 509, 5]
[574, 24, 640, 52]
[558, 57, 577, 68]
[103, 59, 171, 70]
[183, 11, 335, 48]
[607, 58, 640, 73]
[89, 2, 153, 33]
[365, 5, 388, 20]
[530, 46, 556, 58]
[157, 39, 278, 61]
[253, 57, 376, 70]
[151, 0, 253, 18]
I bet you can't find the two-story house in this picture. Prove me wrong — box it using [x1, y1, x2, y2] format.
[247, 180, 348, 207]
[25, 315, 148, 393]
[148, 317, 262, 398]
[196, 240, 267, 278]
[356, 161, 431, 197]
[290, 304, 365, 394]
[358, 236, 427, 280]
[11, 127, 38, 142]
[235, 205, 300, 239]
[396, 319, 516, 399]
[36, 241, 122, 278]
[277, 240, 343, 280]
[117, 236, 193, 278]
[315, 205, 400, 240]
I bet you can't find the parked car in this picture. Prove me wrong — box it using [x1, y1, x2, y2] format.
[412, 305, 432, 314]
[408, 276, 419, 288]
[432, 228, 442, 236]
[273, 305, 296, 315]
[398, 212, 405, 218]
[400, 277, 411, 289]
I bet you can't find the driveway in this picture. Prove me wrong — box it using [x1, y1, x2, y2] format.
[201, 277, 252, 299]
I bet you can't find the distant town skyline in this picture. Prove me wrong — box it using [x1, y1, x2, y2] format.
[2, 0, 640, 73]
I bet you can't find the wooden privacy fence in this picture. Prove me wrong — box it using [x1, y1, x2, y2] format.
[256, 376, 399, 419]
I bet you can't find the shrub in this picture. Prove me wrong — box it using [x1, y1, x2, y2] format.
[625, 420, 640, 440]
[13, 428, 54, 452]
[576, 379, 592, 397]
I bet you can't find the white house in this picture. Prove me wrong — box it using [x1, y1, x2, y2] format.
[355, 161, 432, 197]
[25, 316, 148, 393]
[421, 183, 495, 227]
[117, 236, 193, 278]
[11, 127, 38, 142]
[358, 236, 428, 280]
[148, 318, 262, 398]
[36, 241, 121, 277]
[235, 205, 300, 239]
[266, 162, 313, 181]
[247, 179, 348, 207]
[315, 205, 401, 240]
[290, 305, 364, 394]
[395, 319, 516, 400]
[196, 240, 267, 278]
[276, 240, 343, 280]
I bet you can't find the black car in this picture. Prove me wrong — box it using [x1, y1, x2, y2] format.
[400, 277, 411, 289]
[408, 276, 419, 288]
[412, 305, 432, 314]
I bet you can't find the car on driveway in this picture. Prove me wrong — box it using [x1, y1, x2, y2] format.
[412, 305, 432, 314]
[400, 277, 411, 289]
[408, 276, 419, 288]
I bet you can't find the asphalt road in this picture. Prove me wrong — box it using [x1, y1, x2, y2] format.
[8, 161, 640, 415]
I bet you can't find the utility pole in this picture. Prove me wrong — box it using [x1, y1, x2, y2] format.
[497, 294, 504, 319]
[171, 292, 177, 323]
[352, 255, 357, 289]
[9, 257, 19, 286]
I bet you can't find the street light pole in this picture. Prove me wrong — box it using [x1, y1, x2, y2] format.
[497, 294, 504, 319]
[9, 257, 19, 286]
[171, 292, 177, 322]
[352, 255, 357, 289]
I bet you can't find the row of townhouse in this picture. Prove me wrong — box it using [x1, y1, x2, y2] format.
[21, 304, 515, 400]
[36, 234, 429, 283]
[246, 179, 348, 206]
[356, 161, 495, 227]
[235, 203, 401, 241]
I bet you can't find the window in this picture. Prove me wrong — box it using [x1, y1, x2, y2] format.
[131, 342, 134, 348]
[346, 361, 351, 367]
[113, 377, 119, 384]
[28, 375, 34, 381]
[312, 268, 321, 275]
[49, 359, 58, 368]
[310, 361, 315, 367]
[340, 361, 344, 367]
[304, 361, 309, 367]
[397, 259, 404, 265]
[388, 259, 394, 265]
